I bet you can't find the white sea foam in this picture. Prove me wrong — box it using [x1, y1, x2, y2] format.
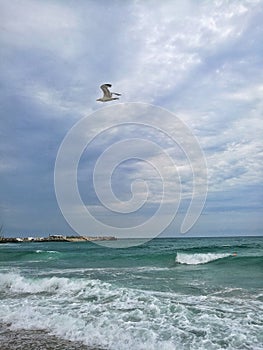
[0, 272, 88, 295]
[0, 271, 262, 350]
[35, 250, 59, 254]
[176, 253, 231, 265]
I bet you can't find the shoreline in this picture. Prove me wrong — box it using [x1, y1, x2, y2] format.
[0, 323, 104, 350]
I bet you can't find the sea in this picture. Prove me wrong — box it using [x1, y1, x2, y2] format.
[0, 236, 262, 350]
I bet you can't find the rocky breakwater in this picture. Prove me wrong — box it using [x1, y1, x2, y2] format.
[0, 235, 117, 243]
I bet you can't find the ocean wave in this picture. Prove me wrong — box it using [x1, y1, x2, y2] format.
[0, 272, 89, 295]
[35, 250, 59, 254]
[0, 271, 262, 350]
[175, 253, 231, 265]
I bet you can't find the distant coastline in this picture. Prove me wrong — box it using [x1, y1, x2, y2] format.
[0, 234, 117, 243]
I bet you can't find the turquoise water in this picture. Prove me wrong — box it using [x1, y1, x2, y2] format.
[0, 237, 262, 349]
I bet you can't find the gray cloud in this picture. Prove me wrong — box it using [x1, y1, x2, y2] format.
[0, 0, 262, 236]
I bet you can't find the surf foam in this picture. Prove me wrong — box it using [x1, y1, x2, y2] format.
[0, 271, 262, 350]
[176, 253, 231, 265]
[0, 272, 88, 295]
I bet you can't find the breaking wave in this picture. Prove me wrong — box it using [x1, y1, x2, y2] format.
[0, 269, 262, 350]
[176, 253, 231, 265]
[0, 272, 88, 295]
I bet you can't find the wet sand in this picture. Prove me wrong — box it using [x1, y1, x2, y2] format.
[0, 324, 103, 350]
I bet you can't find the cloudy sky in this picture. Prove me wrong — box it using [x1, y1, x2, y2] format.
[1, 0, 262, 238]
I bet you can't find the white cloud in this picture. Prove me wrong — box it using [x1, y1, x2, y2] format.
[225, 83, 263, 102]
[1, 0, 262, 235]
[115, 0, 261, 102]
[1, 0, 80, 58]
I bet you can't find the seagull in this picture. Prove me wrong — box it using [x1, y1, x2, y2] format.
[96, 84, 121, 102]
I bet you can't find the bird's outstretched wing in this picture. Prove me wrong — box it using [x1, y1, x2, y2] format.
[100, 84, 112, 98]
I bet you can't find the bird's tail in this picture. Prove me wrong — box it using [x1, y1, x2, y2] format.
[113, 93, 121, 96]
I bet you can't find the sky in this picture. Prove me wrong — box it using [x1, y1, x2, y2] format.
[0, 0, 262, 238]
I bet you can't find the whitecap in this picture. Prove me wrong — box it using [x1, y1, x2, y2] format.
[176, 253, 231, 265]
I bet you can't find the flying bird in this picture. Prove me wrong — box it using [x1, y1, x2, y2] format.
[96, 84, 121, 102]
